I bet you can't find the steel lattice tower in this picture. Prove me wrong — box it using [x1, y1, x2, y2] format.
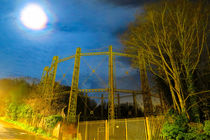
[40, 46, 156, 123]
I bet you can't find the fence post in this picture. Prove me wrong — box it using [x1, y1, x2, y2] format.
[146, 117, 151, 140]
[105, 120, 109, 140]
[85, 121, 88, 140]
[125, 119, 128, 140]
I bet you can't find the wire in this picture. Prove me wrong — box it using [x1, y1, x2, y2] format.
[79, 56, 108, 89]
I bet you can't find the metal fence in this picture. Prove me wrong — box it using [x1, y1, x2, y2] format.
[77, 117, 163, 140]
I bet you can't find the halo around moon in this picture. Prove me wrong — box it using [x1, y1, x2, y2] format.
[20, 4, 48, 30]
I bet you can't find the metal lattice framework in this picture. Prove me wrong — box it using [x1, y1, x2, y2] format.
[39, 46, 155, 123]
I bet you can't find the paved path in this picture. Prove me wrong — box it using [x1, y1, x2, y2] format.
[0, 120, 47, 140]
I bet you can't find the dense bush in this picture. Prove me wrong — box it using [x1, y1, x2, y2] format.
[204, 120, 210, 136]
[6, 102, 63, 130]
[44, 115, 62, 128]
[162, 110, 210, 140]
[161, 113, 188, 139]
[6, 103, 33, 121]
[6, 103, 18, 120]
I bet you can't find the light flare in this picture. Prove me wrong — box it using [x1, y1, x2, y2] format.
[20, 4, 48, 30]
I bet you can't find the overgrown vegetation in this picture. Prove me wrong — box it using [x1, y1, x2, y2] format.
[3, 102, 57, 137]
[0, 77, 144, 138]
[45, 115, 63, 128]
[0, 117, 49, 137]
[6, 103, 33, 121]
[162, 110, 210, 140]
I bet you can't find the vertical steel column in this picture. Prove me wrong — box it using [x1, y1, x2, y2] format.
[39, 66, 49, 94]
[50, 56, 59, 93]
[113, 55, 118, 119]
[108, 45, 115, 120]
[101, 94, 104, 119]
[46, 56, 59, 95]
[43, 56, 58, 99]
[67, 48, 81, 123]
[138, 50, 153, 116]
[133, 92, 138, 117]
[40, 66, 49, 85]
[117, 93, 121, 118]
[84, 93, 88, 121]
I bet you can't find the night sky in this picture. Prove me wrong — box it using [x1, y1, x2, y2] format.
[0, 0, 161, 106]
[0, 0, 146, 78]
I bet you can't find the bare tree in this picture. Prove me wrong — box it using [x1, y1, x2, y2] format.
[121, 0, 209, 121]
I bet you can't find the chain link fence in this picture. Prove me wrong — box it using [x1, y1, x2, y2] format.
[77, 117, 163, 140]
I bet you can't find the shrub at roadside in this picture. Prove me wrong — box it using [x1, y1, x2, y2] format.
[5, 103, 64, 137]
[45, 115, 63, 128]
[162, 111, 210, 140]
[6, 103, 33, 121]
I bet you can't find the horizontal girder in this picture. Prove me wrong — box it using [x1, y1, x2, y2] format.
[54, 88, 159, 98]
[56, 52, 137, 63]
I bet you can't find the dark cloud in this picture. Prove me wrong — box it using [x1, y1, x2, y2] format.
[102, 0, 157, 7]
[55, 24, 80, 32]
[53, 22, 89, 32]
[112, 26, 127, 36]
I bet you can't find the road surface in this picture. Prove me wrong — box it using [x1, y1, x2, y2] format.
[0, 120, 47, 140]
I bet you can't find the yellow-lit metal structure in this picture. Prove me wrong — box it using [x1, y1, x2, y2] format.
[67, 48, 81, 122]
[138, 50, 153, 116]
[39, 46, 155, 123]
[108, 46, 114, 120]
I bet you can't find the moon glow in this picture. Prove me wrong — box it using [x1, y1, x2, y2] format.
[20, 4, 48, 30]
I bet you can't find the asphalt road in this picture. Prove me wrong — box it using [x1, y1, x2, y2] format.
[0, 120, 47, 140]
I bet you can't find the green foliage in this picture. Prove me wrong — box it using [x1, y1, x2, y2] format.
[44, 115, 62, 128]
[204, 120, 210, 136]
[6, 103, 33, 121]
[162, 112, 188, 140]
[185, 123, 208, 140]
[5, 103, 61, 138]
[17, 104, 33, 119]
[0, 117, 50, 137]
[162, 111, 210, 140]
[7, 103, 18, 120]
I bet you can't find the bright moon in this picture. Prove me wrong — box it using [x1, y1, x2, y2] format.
[20, 4, 48, 30]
